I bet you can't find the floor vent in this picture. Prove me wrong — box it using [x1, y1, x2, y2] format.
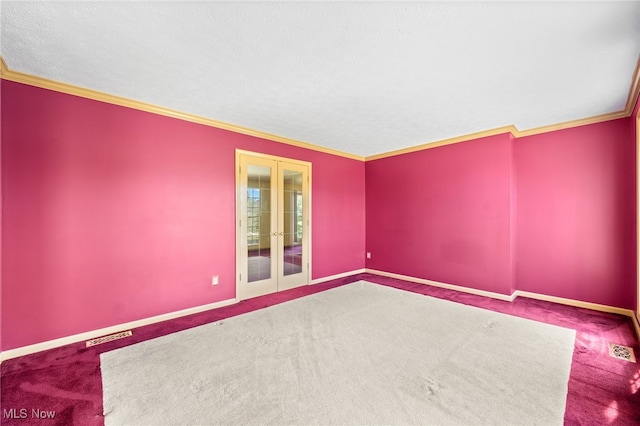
[86, 331, 133, 347]
[608, 343, 636, 363]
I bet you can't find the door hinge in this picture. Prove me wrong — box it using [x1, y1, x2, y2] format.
[239, 273, 242, 281]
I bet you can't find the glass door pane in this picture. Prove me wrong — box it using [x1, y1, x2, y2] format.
[238, 151, 309, 300]
[277, 161, 308, 292]
[247, 164, 272, 282]
[282, 169, 303, 276]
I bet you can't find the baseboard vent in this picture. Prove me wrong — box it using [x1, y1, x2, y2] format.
[86, 331, 132, 347]
[608, 343, 636, 363]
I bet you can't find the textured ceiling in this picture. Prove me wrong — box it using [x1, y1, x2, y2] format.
[1, 1, 639, 157]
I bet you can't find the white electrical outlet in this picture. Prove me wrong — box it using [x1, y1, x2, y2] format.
[366, 252, 371, 259]
[212, 275, 219, 286]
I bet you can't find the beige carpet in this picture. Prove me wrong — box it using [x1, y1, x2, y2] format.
[101, 281, 575, 425]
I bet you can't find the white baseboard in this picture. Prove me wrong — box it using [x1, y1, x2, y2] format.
[4, 270, 638, 362]
[1, 269, 367, 362]
[514, 290, 640, 339]
[310, 268, 365, 285]
[365, 268, 640, 340]
[364, 268, 515, 302]
[512, 290, 634, 317]
[0, 297, 238, 362]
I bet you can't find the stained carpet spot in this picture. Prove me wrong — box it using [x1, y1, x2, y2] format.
[482, 320, 495, 329]
[608, 343, 636, 363]
[424, 378, 441, 396]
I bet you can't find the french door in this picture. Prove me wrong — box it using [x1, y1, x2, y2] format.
[236, 151, 311, 300]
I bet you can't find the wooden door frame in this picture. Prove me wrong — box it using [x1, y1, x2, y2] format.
[235, 149, 312, 300]
[276, 161, 311, 291]
[237, 154, 278, 300]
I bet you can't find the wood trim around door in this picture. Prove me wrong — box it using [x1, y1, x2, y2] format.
[235, 149, 312, 300]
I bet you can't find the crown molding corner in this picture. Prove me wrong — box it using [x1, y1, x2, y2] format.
[365, 126, 519, 161]
[0, 55, 9, 76]
[624, 55, 640, 116]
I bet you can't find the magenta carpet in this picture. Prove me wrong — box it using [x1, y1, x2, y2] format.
[1, 273, 639, 425]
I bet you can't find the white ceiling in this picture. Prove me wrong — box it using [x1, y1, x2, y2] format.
[1, 1, 638, 158]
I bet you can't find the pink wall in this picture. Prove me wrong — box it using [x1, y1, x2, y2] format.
[2, 77, 637, 352]
[0, 79, 3, 352]
[1, 81, 365, 351]
[366, 119, 636, 309]
[516, 119, 635, 309]
[635, 97, 640, 314]
[366, 133, 515, 295]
